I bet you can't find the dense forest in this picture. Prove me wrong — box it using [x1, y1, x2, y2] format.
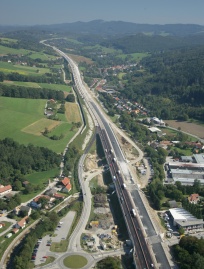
[0, 138, 61, 183]
[173, 236, 204, 269]
[119, 46, 204, 121]
[101, 33, 204, 53]
[0, 84, 64, 100]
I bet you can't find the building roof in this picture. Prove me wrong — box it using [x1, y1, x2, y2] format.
[0, 185, 12, 194]
[168, 200, 178, 208]
[188, 194, 199, 202]
[169, 162, 204, 169]
[172, 177, 204, 185]
[148, 127, 161, 133]
[169, 208, 197, 222]
[193, 154, 204, 164]
[181, 156, 194, 162]
[33, 195, 50, 203]
[54, 193, 64, 199]
[20, 205, 31, 212]
[61, 177, 72, 192]
[61, 177, 71, 186]
[17, 216, 28, 228]
[176, 219, 204, 227]
[64, 184, 72, 192]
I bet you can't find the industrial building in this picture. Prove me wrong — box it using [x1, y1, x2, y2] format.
[167, 154, 204, 185]
[169, 208, 204, 232]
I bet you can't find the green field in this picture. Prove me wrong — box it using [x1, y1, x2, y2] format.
[26, 168, 59, 185]
[1, 81, 72, 92]
[0, 37, 18, 44]
[2, 80, 40, 88]
[63, 255, 88, 268]
[117, 72, 126, 79]
[0, 61, 50, 76]
[0, 43, 58, 61]
[0, 45, 31, 56]
[39, 83, 72, 92]
[118, 52, 149, 61]
[0, 97, 78, 153]
[28, 52, 57, 60]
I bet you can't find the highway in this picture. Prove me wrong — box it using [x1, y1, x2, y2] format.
[57, 48, 154, 269]
[48, 44, 171, 269]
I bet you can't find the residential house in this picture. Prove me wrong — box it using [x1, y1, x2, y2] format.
[12, 228, 19, 234]
[33, 195, 51, 203]
[61, 177, 72, 193]
[22, 181, 29, 187]
[45, 188, 57, 197]
[13, 206, 21, 215]
[188, 194, 200, 204]
[30, 201, 41, 209]
[0, 185, 12, 196]
[20, 205, 32, 216]
[159, 141, 173, 150]
[0, 223, 5, 229]
[54, 193, 64, 200]
[14, 216, 28, 229]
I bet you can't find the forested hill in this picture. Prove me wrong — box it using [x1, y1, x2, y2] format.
[121, 46, 204, 121]
[1, 20, 204, 37]
[33, 20, 204, 36]
[101, 33, 204, 53]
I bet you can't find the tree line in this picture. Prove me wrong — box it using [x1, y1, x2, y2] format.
[0, 71, 62, 84]
[173, 236, 204, 269]
[0, 84, 64, 100]
[0, 138, 61, 184]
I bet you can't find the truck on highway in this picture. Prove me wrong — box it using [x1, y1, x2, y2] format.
[130, 208, 136, 217]
[122, 183, 127, 189]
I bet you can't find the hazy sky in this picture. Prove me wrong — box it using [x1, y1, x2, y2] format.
[1, 0, 204, 26]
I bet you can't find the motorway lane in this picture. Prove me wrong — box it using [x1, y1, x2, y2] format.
[100, 129, 153, 269]
[49, 45, 172, 269]
[131, 190, 156, 237]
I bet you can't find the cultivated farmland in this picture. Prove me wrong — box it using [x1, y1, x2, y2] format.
[65, 102, 81, 123]
[0, 61, 50, 76]
[1, 81, 72, 92]
[0, 97, 80, 153]
[165, 120, 204, 139]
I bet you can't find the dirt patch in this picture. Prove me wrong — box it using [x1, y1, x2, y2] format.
[67, 54, 93, 65]
[115, 131, 138, 162]
[165, 120, 204, 139]
[22, 118, 61, 136]
[82, 105, 94, 150]
[84, 153, 98, 171]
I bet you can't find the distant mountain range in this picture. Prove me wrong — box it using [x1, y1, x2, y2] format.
[1, 20, 204, 37]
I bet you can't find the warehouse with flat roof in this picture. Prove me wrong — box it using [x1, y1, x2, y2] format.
[169, 208, 204, 231]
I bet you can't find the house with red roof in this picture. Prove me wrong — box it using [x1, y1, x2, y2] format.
[61, 177, 72, 193]
[188, 194, 200, 204]
[33, 195, 51, 203]
[0, 185, 12, 196]
[14, 216, 28, 229]
[54, 193, 64, 200]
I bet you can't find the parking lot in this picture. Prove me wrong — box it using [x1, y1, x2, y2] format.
[33, 211, 76, 266]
